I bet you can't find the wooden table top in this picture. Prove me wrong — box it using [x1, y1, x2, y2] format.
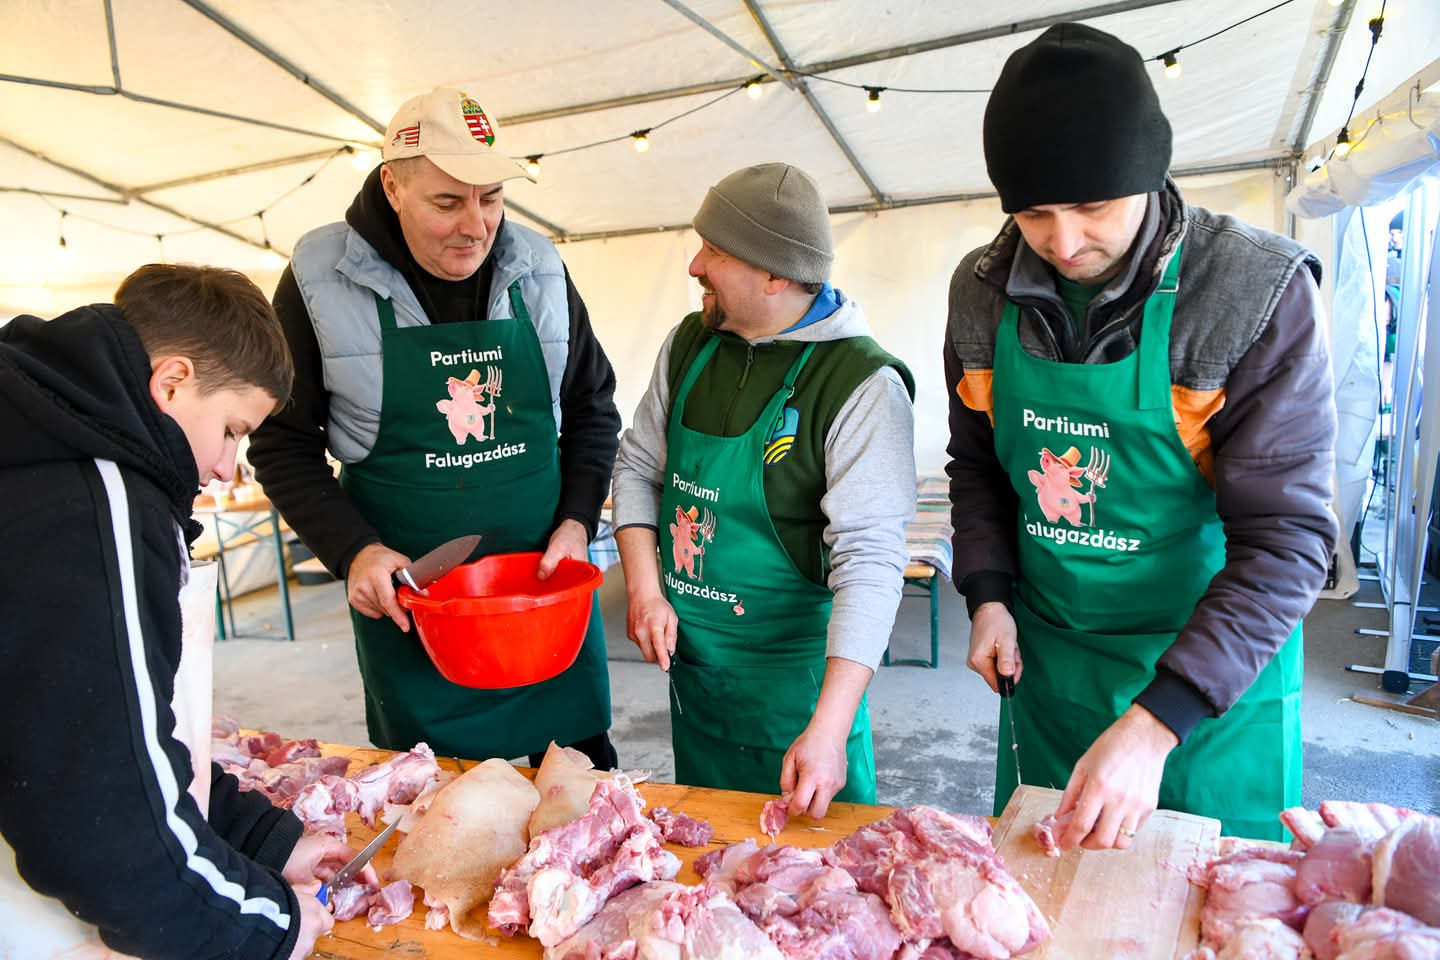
[312, 744, 902, 959]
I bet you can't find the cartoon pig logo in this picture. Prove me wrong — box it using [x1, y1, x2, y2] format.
[435, 366, 502, 445]
[670, 505, 715, 580]
[1029, 445, 1094, 527]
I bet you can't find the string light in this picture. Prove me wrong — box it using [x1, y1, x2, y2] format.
[1328, 4, 1387, 163]
[56, 212, 73, 265]
[1334, 127, 1353, 158]
[348, 145, 377, 170]
[1146, 0, 1298, 80]
[10, 3, 1337, 262]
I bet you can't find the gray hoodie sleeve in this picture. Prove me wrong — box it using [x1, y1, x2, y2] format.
[822, 367, 916, 669]
[611, 327, 678, 531]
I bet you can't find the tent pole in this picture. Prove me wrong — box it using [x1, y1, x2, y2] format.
[744, 0, 887, 204]
[1290, 0, 1360, 152]
[181, 0, 387, 134]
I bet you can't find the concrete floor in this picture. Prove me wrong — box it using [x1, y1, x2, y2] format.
[212, 560, 1437, 820]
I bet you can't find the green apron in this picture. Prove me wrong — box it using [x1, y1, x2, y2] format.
[990, 246, 1302, 839]
[339, 285, 610, 760]
[660, 337, 876, 802]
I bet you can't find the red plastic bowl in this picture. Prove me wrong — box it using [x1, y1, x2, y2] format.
[396, 551, 601, 689]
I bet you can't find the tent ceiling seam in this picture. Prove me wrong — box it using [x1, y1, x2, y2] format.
[0, 134, 265, 252]
[659, 0, 792, 89]
[744, 0, 886, 204]
[180, 0, 386, 135]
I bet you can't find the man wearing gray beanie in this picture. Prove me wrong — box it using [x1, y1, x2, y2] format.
[946, 24, 1336, 847]
[612, 162, 917, 817]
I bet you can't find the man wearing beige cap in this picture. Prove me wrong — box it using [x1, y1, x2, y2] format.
[612, 163, 916, 817]
[250, 87, 622, 769]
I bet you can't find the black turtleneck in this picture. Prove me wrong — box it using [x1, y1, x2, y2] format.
[249, 167, 620, 577]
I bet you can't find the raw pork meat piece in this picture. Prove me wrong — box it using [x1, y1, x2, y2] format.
[367, 880, 415, 927]
[347, 743, 440, 826]
[762, 796, 790, 839]
[1295, 828, 1373, 905]
[649, 806, 715, 847]
[1305, 902, 1368, 960]
[1319, 802, 1420, 844]
[255, 755, 353, 804]
[1334, 907, 1440, 959]
[1372, 815, 1440, 926]
[1189, 845, 1308, 948]
[290, 775, 360, 837]
[489, 775, 680, 946]
[211, 714, 241, 738]
[545, 881, 782, 960]
[235, 731, 282, 757]
[1209, 917, 1309, 959]
[824, 806, 1047, 959]
[328, 879, 415, 928]
[697, 839, 903, 960]
[262, 737, 321, 767]
[529, 741, 612, 838]
[1032, 813, 1064, 857]
[392, 757, 540, 940]
[1282, 806, 1329, 851]
[288, 744, 440, 833]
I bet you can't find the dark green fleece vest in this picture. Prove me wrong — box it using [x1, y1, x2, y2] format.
[666, 312, 914, 585]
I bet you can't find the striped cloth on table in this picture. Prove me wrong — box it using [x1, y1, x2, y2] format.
[907, 474, 953, 582]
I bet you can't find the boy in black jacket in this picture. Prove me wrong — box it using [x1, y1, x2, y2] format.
[0, 264, 361, 959]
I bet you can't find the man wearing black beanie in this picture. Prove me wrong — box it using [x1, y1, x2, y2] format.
[945, 23, 1337, 848]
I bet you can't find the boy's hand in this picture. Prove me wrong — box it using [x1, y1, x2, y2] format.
[283, 834, 378, 887]
[287, 881, 335, 959]
[347, 543, 411, 631]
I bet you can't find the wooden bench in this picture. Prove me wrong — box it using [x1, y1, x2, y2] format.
[883, 561, 941, 669]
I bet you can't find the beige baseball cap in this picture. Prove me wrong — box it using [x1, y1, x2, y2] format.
[382, 87, 535, 185]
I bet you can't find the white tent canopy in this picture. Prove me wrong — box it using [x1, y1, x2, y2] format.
[3, 0, 1438, 470]
[4, 0, 1436, 294]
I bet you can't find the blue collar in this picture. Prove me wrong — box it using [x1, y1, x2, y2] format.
[780, 282, 840, 333]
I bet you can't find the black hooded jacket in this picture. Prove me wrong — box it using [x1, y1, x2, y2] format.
[0, 307, 303, 959]
[249, 168, 622, 577]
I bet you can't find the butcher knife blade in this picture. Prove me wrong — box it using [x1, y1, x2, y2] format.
[317, 815, 401, 905]
[998, 673, 1023, 787]
[395, 534, 482, 593]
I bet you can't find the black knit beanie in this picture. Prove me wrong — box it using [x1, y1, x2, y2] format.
[984, 23, 1172, 213]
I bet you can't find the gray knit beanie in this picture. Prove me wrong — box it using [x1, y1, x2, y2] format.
[692, 163, 834, 283]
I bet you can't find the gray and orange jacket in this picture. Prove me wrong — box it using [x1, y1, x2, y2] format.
[944, 179, 1338, 741]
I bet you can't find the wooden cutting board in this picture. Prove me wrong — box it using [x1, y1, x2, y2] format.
[992, 785, 1219, 959]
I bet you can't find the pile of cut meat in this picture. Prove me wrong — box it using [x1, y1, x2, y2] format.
[531, 802, 1049, 960]
[212, 717, 443, 929]
[1188, 800, 1440, 959]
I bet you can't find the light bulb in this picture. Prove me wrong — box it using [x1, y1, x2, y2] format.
[1163, 52, 1182, 80]
[865, 88, 882, 113]
[261, 248, 285, 270]
[56, 237, 73, 265]
[526, 156, 542, 178]
[349, 147, 376, 170]
[745, 79, 763, 100]
[1334, 127, 1352, 158]
[633, 132, 651, 153]
[1327, 0, 1342, 6]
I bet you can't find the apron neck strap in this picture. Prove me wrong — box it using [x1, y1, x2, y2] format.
[780, 342, 817, 399]
[1137, 242, 1183, 410]
[506, 280, 531, 323]
[672, 336, 819, 415]
[374, 293, 398, 332]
